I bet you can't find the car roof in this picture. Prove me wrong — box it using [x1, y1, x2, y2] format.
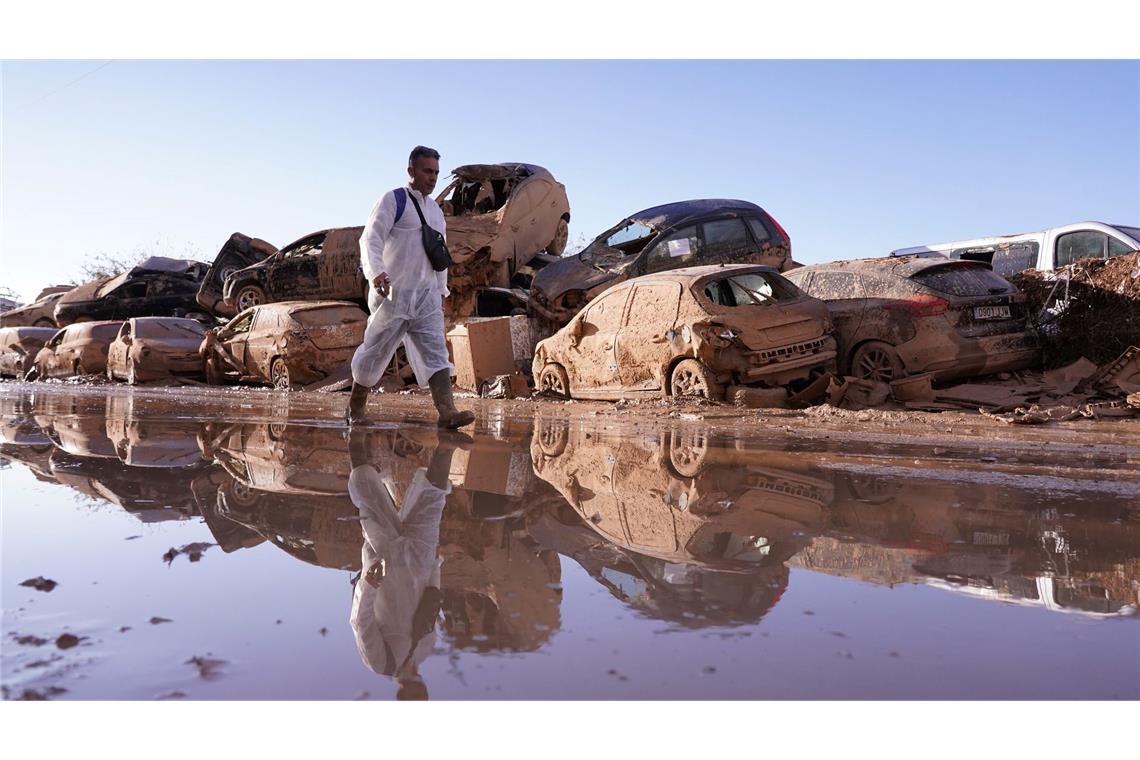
[792, 256, 991, 278]
[64, 320, 122, 335]
[628, 199, 767, 230]
[451, 163, 551, 181]
[1, 327, 57, 339]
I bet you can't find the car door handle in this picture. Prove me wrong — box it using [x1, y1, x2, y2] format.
[603, 343, 613, 351]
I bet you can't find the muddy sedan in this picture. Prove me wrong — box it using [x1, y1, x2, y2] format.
[0, 327, 58, 379]
[29, 321, 123, 379]
[783, 257, 1040, 384]
[201, 301, 366, 389]
[0, 286, 70, 328]
[106, 317, 207, 384]
[532, 264, 836, 401]
[530, 199, 792, 328]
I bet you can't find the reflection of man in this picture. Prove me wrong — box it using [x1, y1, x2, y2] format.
[347, 145, 475, 429]
[348, 430, 461, 700]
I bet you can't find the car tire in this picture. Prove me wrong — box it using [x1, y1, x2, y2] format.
[850, 341, 904, 384]
[536, 420, 569, 458]
[537, 363, 570, 398]
[236, 284, 266, 311]
[667, 429, 708, 479]
[668, 358, 722, 400]
[271, 357, 294, 391]
[546, 218, 570, 256]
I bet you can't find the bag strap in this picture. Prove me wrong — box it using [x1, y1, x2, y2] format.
[393, 187, 407, 225]
[406, 189, 430, 229]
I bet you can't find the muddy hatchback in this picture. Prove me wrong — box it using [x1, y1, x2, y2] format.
[783, 258, 1040, 383]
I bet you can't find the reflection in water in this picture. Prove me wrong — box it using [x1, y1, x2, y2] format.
[3, 387, 1139, 699]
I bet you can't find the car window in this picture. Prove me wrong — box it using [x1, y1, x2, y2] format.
[582, 290, 626, 332]
[227, 313, 254, 335]
[701, 218, 750, 253]
[1108, 236, 1134, 258]
[910, 264, 1016, 296]
[604, 221, 655, 250]
[1055, 231, 1106, 267]
[92, 324, 121, 341]
[703, 272, 799, 306]
[746, 217, 771, 243]
[797, 271, 863, 299]
[645, 226, 699, 274]
[990, 242, 1039, 276]
[121, 281, 147, 298]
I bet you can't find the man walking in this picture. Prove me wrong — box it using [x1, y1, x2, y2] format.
[347, 145, 475, 429]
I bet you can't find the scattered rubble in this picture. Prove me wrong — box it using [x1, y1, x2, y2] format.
[55, 633, 84, 649]
[19, 576, 58, 592]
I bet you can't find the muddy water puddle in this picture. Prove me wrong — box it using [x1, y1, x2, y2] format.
[3, 384, 1139, 699]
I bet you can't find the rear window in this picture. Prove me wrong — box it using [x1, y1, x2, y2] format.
[702, 272, 800, 306]
[910, 264, 1016, 296]
[292, 306, 363, 328]
[135, 320, 205, 339]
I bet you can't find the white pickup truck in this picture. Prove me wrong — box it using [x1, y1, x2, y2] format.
[891, 221, 1140, 276]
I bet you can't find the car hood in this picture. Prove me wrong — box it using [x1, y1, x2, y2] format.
[532, 252, 637, 300]
[58, 277, 113, 306]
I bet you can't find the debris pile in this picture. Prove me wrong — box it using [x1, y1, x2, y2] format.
[1009, 252, 1140, 366]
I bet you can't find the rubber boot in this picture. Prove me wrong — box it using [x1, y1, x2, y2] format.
[346, 382, 371, 425]
[428, 369, 474, 429]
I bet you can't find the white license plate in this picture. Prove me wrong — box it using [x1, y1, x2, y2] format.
[974, 305, 1011, 320]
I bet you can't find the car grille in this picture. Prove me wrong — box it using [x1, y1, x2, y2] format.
[753, 337, 828, 363]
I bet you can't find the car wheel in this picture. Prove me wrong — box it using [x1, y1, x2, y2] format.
[667, 429, 708, 479]
[236, 284, 266, 311]
[538, 363, 570, 398]
[850, 341, 904, 384]
[537, 420, 569, 458]
[669, 358, 722, 400]
[271, 357, 294, 390]
[546, 218, 570, 256]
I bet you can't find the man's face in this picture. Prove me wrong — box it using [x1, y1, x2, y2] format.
[408, 157, 440, 195]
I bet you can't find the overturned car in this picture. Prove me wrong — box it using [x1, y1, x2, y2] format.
[532, 264, 836, 402]
[530, 198, 792, 328]
[54, 258, 208, 327]
[196, 233, 278, 318]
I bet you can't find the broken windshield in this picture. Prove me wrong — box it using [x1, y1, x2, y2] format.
[581, 220, 657, 266]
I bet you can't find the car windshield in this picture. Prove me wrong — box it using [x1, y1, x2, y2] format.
[910, 264, 1016, 297]
[581, 220, 657, 262]
[1110, 225, 1140, 246]
[703, 272, 800, 306]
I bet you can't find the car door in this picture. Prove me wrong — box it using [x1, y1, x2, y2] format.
[244, 308, 282, 379]
[615, 282, 682, 391]
[320, 228, 365, 300]
[112, 281, 149, 319]
[567, 287, 628, 394]
[218, 311, 255, 376]
[269, 235, 324, 300]
[643, 225, 700, 275]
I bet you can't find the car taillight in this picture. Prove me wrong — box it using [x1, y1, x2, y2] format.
[767, 212, 791, 245]
[883, 294, 949, 317]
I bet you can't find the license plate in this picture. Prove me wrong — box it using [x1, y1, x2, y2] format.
[974, 305, 1011, 320]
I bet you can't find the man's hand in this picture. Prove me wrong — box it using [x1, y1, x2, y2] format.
[372, 272, 391, 298]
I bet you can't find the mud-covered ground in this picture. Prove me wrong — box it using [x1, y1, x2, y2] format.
[2, 380, 1138, 700]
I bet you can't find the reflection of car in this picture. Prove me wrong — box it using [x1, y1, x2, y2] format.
[54, 257, 208, 327]
[0, 288, 70, 328]
[202, 301, 366, 389]
[106, 317, 206, 384]
[532, 264, 836, 401]
[784, 258, 1040, 384]
[0, 327, 58, 378]
[221, 228, 367, 313]
[196, 232, 278, 317]
[30, 321, 123, 379]
[530, 199, 791, 326]
[209, 422, 354, 495]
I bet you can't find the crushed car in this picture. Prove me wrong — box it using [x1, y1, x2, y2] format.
[529, 198, 792, 328]
[201, 301, 366, 389]
[0, 286, 72, 328]
[783, 257, 1040, 384]
[221, 228, 367, 314]
[531, 264, 836, 402]
[105, 317, 207, 384]
[436, 163, 570, 319]
[0, 327, 58, 379]
[29, 321, 123, 380]
[54, 257, 208, 327]
[196, 233, 278, 317]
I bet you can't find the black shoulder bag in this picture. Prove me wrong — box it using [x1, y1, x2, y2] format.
[406, 191, 452, 272]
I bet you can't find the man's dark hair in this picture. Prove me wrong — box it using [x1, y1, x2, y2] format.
[409, 145, 441, 164]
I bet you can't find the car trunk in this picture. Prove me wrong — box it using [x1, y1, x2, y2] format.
[909, 263, 1030, 339]
[290, 308, 365, 350]
[729, 300, 828, 351]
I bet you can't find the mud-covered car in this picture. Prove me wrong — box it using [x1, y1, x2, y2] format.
[106, 317, 206, 384]
[0, 327, 58, 378]
[0, 287, 71, 328]
[783, 258, 1040, 384]
[29, 321, 123, 379]
[532, 264, 836, 401]
[221, 228, 367, 313]
[530, 199, 792, 327]
[54, 258, 208, 327]
[201, 301, 366, 389]
[196, 233, 278, 317]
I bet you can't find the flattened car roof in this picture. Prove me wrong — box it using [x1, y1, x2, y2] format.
[451, 163, 549, 180]
[629, 199, 766, 230]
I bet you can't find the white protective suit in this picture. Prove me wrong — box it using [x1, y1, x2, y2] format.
[348, 462, 448, 682]
[351, 185, 452, 388]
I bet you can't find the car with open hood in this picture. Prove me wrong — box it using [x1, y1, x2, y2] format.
[532, 264, 835, 402]
[201, 301, 366, 389]
[106, 317, 207, 384]
[196, 232, 279, 317]
[29, 320, 123, 379]
[783, 257, 1040, 384]
[0, 327, 58, 379]
[54, 258, 208, 327]
[529, 198, 791, 327]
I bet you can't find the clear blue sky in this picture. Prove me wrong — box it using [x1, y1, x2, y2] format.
[3, 60, 1138, 302]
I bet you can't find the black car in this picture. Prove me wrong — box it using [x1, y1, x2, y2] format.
[529, 199, 792, 327]
[53, 257, 208, 327]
